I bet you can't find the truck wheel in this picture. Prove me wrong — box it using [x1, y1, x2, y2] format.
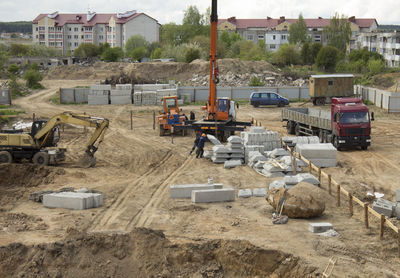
[286, 121, 295, 135]
[315, 98, 325, 106]
[159, 125, 166, 136]
[361, 146, 368, 150]
[278, 101, 285, 107]
[333, 136, 341, 151]
[295, 124, 301, 136]
[253, 102, 259, 108]
[0, 151, 12, 164]
[33, 152, 49, 166]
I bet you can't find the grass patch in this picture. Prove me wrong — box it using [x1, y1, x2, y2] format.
[50, 95, 60, 104]
[363, 99, 374, 105]
[0, 109, 24, 116]
[75, 86, 90, 88]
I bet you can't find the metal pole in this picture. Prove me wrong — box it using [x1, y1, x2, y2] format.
[153, 111, 155, 130]
[130, 110, 133, 130]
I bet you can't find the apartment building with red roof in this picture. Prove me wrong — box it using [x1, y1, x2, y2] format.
[32, 11, 160, 54]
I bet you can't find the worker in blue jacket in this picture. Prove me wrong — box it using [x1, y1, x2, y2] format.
[196, 133, 208, 158]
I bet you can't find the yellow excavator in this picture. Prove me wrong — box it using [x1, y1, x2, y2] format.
[0, 112, 109, 167]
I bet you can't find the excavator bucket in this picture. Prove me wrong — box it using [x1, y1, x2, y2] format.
[78, 152, 96, 168]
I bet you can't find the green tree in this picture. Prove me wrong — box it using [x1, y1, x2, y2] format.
[9, 44, 29, 56]
[125, 35, 149, 55]
[289, 14, 308, 44]
[23, 69, 43, 89]
[151, 48, 162, 60]
[300, 42, 312, 64]
[130, 47, 148, 61]
[249, 76, 265, 86]
[324, 13, 351, 52]
[316, 45, 340, 72]
[7, 64, 19, 75]
[73, 43, 99, 58]
[160, 23, 183, 45]
[0, 49, 8, 71]
[102, 47, 123, 62]
[98, 43, 110, 55]
[310, 42, 323, 64]
[184, 47, 201, 63]
[368, 58, 385, 75]
[181, 5, 208, 42]
[273, 44, 300, 66]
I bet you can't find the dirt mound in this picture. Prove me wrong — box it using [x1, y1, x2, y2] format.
[267, 182, 326, 218]
[0, 213, 48, 232]
[0, 228, 316, 278]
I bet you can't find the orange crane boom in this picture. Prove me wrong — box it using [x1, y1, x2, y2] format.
[207, 0, 219, 120]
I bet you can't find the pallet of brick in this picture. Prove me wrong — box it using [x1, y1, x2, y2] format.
[43, 192, 103, 210]
[191, 188, 235, 203]
[88, 95, 109, 105]
[170, 183, 223, 198]
[110, 95, 132, 105]
[296, 143, 337, 168]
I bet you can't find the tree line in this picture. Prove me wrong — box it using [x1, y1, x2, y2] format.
[0, 22, 32, 34]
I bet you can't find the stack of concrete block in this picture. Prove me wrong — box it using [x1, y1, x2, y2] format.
[296, 143, 337, 168]
[373, 198, 397, 218]
[211, 145, 231, 163]
[88, 84, 110, 105]
[309, 223, 333, 233]
[192, 188, 235, 203]
[156, 89, 178, 105]
[282, 136, 320, 148]
[224, 160, 242, 169]
[244, 145, 265, 164]
[170, 183, 223, 198]
[247, 151, 267, 168]
[133, 92, 142, 105]
[43, 192, 103, 210]
[227, 136, 244, 161]
[241, 127, 281, 163]
[252, 161, 266, 173]
[203, 150, 213, 159]
[134, 84, 173, 92]
[266, 148, 290, 159]
[110, 84, 132, 105]
[268, 173, 319, 191]
[262, 162, 285, 178]
[207, 134, 223, 146]
[141, 91, 157, 105]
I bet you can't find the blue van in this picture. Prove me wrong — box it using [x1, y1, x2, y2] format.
[249, 91, 289, 107]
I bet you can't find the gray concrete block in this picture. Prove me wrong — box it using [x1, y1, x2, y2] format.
[170, 184, 223, 198]
[261, 170, 284, 178]
[269, 180, 286, 190]
[396, 203, 400, 220]
[253, 188, 267, 197]
[211, 157, 228, 163]
[309, 222, 333, 233]
[372, 201, 393, 217]
[296, 143, 337, 159]
[207, 135, 222, 145]
[213, 146, 230, 153]
[110, 95, 132, 105]
[191, 188, 235, 203]
[396, 189, 400, 202]
[224, 160, 242, 169]
[309, 158, 337, 168]
[250, 126, 266, 133]
[278, 156, 308, 167]
[238, 189, 252, 198]
[90, 84, 111, 91]
[284, 176, 299, 185]
[296, 173, 320, 185]
[227, 136, 243, 144]
[269, 148, 290, 158]
[43, 192, 102, 210]
[88, 95, 109, 105]
[92, 193, 103, 208]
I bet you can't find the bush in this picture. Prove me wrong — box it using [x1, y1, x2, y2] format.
[125, 35, 149, 55]
[310, 43, 322, 64]
[184, 47, 201, 63]
[273, 44, 300, 66]
[73, 43, 99, 58]
[248, 76, 265, 86]
[368, 58, 385, 75]
[300, 42, 312, 65]
[130, 47, 148, 61]
[7, 64, 19, 75]
[9, 44, 29, 56]
[23, 69, 43, 88]
[102, 47, 123, 62]
[151, 47, 162, 60]
[315, 46, 340, 72]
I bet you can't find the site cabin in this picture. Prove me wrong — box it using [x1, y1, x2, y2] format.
[282, 97, 373, 150]
[310, 74, 354, 106]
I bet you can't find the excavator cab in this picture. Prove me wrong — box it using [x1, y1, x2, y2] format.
[217, 98, 230, 121]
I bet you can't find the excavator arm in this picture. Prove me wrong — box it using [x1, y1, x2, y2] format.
[34, 112, 109, 166]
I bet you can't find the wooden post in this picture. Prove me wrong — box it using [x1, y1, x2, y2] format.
[193, 88, 196, 102]
[380, 214, 385, 239]
[309, 161, 312, 173]
[130, 111, 133, 130]
[298, 87, 301, 101]
[32, 113, 36, 122]
[83, 112, 87, 133]
[328, 174, 332, 195]
[291, 149, 297, 175]
[337, 185, 340, 207]
[59, 87, 61, 104]
[318, 167, 322, 183]
[348, 193, 353, 216]
[153, 111, 155, 130]
[252, 117, 254, 124]
[364, 203, 369, 228]
[398, 232, 400, 258]
[388, 96, 391, 113]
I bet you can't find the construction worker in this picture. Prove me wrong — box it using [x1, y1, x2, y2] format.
[190, 111, 195, 120]
[189, 134, 200, 155]
[196, 133, 208, 158]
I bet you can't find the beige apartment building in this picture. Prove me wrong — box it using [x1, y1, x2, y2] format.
[32, 11, 160, 54]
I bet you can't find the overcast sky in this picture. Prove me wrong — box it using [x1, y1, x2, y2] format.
[1, 0, 399, 25]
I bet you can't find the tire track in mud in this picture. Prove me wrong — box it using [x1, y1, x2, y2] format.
[128, 155, 194, 229]
[89, 150, 174, 231]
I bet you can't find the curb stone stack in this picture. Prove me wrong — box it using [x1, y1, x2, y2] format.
[296, 143, 337, 168]
[227, 136, 244, 162]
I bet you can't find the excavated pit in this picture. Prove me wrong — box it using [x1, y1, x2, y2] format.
[0, 228, 316, 278]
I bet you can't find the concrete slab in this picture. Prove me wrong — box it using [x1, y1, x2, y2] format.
[396, 189, 400, 202]
[43, 192, 102, 210]
[296, 173, 320, 185]
[309, 222, 333, 233]
[278, 156, 308, 167]
[227, 136, 243, 144]
[212, 146, 230, 153]
[309, 158, 337, 168]
[211, 157, 228, 163]
[284, 176, 299, 185]
[250, 126, 266, 133]
[191, 188, 235, 203]
[88, 95, 109, 105]
[207, 135, 222, 145]
[224, 160, 242, 169]
[396, 204, 400, 220]
[269, 148, 290, 158]
[269, 180, 286, 190]
[372, 201, 393, 217]
[261, 170, 284, 178]
[170, 184, 223, 198]
[238, 189, 252, 198]
[296, 143, 337, 159]
[253, 188, 267, 197]
[110, 95, 132, 105]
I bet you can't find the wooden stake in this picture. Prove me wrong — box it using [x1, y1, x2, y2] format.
[380, 214, 385, 240]
[153, 111, 155, 130]
[398, 232, 400, 258]
[364, 203, 369, 229]
[328, 174, 332, 195]
[32, 113, 36, 122]
[337, 185, 340, 207]
[318, 167, 322, 183]
[291, 149, 297, 175]
[309, 161, 312, 173]
[130, 110, 133, 130]
[348, 193, 353, 216]
[83, 112, 87, 133]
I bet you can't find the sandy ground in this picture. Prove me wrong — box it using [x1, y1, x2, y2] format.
[0, 79, 399, 277]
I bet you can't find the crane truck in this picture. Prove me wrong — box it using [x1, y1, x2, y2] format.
[282, 97, 373, 150]
[0, 112, 109, 167]
[177, 0, 251, 141]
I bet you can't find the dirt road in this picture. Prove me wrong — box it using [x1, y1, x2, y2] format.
[1, 79, 400, 277]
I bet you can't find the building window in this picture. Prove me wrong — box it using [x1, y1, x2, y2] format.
[68, 35, 71, 39]
[49, 42, 55, 46]
[39, 34, 45, 39]
[36, 35, 38, 39]
[39, 26, 45, 31]
[328, 80, 333, 86]
[85, 27, 92, 31]
[74, 27, 79, 32]
[281, 35, 286, 40]
[74, 42, 79, 47]
[258, 35, 264, 40]
[56, 42, 62, 47]
[99, 35, 104, 40]
[85, 34, 92, 39]
[56, 27, 62, 32]
[272, 35, 276, 40]
[49, 34, 55, 39]
[35, 27, 38, 31]
[81, 35, 84, 39]
[74, 35, 78, 39]
[270, 44, 276, 49]
[56, 34, 62, 39]
[39, 42, 45, 45]
[81, 28, 84, 31]
[68, 42, 72, 46]
[68, 27, 71, 31]
[247, 34, 254, 41]
[100, 27, 103, 32]
[48, 27, 54, 31]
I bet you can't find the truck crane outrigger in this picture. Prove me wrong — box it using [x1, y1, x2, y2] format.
[0, 112, 109, 167]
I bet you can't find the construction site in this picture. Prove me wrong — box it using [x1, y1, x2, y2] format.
[1, 3, 400, 278]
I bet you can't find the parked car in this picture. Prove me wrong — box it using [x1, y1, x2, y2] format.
[250, 91, 289, 107]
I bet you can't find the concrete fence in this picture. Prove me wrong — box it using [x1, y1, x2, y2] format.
[0, 89, 11, 105]
[355, 85, 400, 113]
[177, 86, 310, 102]
[60, 88, 90, 104]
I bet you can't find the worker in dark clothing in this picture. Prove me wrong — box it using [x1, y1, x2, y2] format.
[196, 133, 208, 158]
[189, 134, 200, 155]
[182, 113, 188, 121]
[190, 111, 195, 120]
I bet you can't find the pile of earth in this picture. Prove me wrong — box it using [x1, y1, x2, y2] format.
[0, 228, 317, 278]
[267, 182, 327, 218]
[0, 212, 48, 232]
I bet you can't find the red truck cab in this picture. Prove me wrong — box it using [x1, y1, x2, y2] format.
[331, 97, 373, 150]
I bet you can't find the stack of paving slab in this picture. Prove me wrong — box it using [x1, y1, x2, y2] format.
[282, 136, 319, 148]
[295, 143, 337, 168]
[241, 126, 281, 163]
[211, 145, 231, 163]
[43, 192, 103, 210]
[226, 136, 245, 162]
[156, 88, 178, 105]
[88, 84, 110, 105]
[110, 84, 132, 105]
[269, 173, 320, 190]
[169, 183, 235, 203]
[372, 198, 397, 218]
